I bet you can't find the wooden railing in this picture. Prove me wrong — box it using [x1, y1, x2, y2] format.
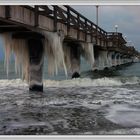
[2, 5, 139, 56]
[22, 5, 107, 43]
[107, 32, 126, 48]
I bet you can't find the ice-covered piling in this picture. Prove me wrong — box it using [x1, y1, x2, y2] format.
[28, 39, 44, 92]
[63, 42, 95, 78]
[2, 33, 29, 81]
[42, 31, 68, 77]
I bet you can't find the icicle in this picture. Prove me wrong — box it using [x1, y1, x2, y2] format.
[1, 33, 12, 78]
[63, 42, 71, 71]
[81, 42, 95, 67]
[1, 33, 29, 82]
[42, 31, 68, 77]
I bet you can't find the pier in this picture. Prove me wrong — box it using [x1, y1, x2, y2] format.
[0, 5, 139, 91]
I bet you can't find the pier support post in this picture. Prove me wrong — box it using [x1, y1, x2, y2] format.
[112, 52, 118, 66]
[28, 39, 44, 92]
[70, 43, 81, 78]
[116, 53, 120, 66]
[107, 52, 113, 67]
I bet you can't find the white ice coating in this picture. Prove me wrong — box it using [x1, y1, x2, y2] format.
[63, 42, 80, 74]
[2, 31, 96, 81]
[2, 31, 68, 82]
[115, 54, 119, 66]
[112, 53, 116, 66]
[63, 43, 71, 71]
[102, 51, 108, 67]
[2, 30, 131, 83]
[81, 42, 95, 67]
[42, 31, 68, 77]
[1, 33, 29, 81]
[96, 51, 108, 70]
[63, 42, 95, 74]
[107, 52, 113, 67]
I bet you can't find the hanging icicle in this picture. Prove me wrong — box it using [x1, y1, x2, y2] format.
[63, 42, 71, 71]
[81, 42, 95, 67]
[2, 33, 29, 82]
[42, 30, 68, 77]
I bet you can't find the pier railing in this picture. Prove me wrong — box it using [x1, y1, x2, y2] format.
[1, 5, 138, 57]
[107, 32, 126, 48]
[22, 5, 107, 44]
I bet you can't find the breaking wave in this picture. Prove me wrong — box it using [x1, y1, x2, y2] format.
[0, 76, 140, 88]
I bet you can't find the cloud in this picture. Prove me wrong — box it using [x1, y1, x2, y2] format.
[72, 5, 140, 51]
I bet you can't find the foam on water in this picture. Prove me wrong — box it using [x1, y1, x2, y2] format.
[0, 76, 140, 88]
[0, 76, 140, 134]
[105, 104, 140, 127]
[43, 76, 140, 87]
[0, 79, 28, 88]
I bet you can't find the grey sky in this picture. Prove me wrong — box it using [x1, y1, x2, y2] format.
[72, 5, 140, 51]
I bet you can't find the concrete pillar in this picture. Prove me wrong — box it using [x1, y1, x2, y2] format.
[70, 43, 81, 78]
[93, 45, 99, 70]
[112, 52, 116, 66]
[103, 51, 108, 68]
[116, 53, 120, 66]
[107, 52, 113, 67]
[112, 53, 119, 66]
[28, 39, 44, 92]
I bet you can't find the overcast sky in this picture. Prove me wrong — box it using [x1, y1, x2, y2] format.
[72, 5, 140, 51]
[0, 5, 140, 59]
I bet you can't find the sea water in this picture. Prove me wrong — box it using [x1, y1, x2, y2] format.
[0, 59, 140, 135]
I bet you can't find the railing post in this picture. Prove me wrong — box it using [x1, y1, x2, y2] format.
[96, 25, 98, 45]
[67, 6, 70, 35]
[91, 23, 93, 43]
[34, 6, 39, 27]
[77, 14, 80, 40]
[85, 19, 87, 41]
[105, 32, 107, 47]
[103, 32, 105, 47]
[99, 29, 101, 46]
[5, 6, 10, 19]
[53, 6, 57, 31]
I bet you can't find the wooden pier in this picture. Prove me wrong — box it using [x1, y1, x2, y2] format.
[0, 5, 139, 91]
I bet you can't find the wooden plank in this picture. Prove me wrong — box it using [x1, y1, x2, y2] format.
[5, 6, 10, 19]
[34, 6, 39, 27]
[12, 31, 44, 39]
[53, 6, 57, 31]
[57, 7, 67, 21]
[67, 6, 70, 35]
[70, 14, 77, 26]
[38, 15, 54, 31]
[85, 19, 87, 41]
[39, 6, 53, 15]
[10, 6, 34, 26]
[77, 14, 80, 40]
[0, 6, 5, 18]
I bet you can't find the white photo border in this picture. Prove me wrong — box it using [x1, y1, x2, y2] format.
[0, 1, 140, 140]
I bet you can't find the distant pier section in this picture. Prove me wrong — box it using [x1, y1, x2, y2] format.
[0, 5, 139, 91]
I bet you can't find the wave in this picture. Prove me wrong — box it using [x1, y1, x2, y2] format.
[0, 76, 140, 88]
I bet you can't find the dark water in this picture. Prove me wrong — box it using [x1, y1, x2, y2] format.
[1, 60, 140, 135]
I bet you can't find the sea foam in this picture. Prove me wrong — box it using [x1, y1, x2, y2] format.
[0, 76, 139, 88]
